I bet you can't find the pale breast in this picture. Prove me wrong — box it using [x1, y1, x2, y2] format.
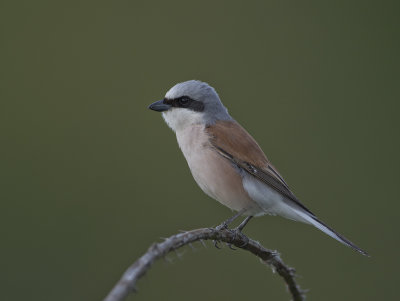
[175, 124, 263, 216]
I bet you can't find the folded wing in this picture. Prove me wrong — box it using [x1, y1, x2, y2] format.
[205, 120, 314, 215]
[205, 120, 368, 256]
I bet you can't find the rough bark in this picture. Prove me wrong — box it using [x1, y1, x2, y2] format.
[104, 227, 305, 301]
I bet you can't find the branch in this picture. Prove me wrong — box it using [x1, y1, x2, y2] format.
[103, 227, 306, 301]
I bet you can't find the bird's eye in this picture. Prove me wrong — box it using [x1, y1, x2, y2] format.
[179, 97, 190, 106]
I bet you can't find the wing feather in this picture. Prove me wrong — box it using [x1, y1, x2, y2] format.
[206, 120, 314, 215]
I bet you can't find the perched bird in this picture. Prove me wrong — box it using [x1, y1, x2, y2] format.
[148, 80, 368, 256]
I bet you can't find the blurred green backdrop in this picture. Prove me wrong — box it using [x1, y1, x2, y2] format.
[1, 1, 399, 300]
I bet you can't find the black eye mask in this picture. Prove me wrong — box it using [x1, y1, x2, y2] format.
[163, 96, 204, 112]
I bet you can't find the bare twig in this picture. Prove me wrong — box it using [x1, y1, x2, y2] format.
[103, 227, 306, 301]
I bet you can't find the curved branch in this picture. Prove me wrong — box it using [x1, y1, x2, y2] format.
[103, 227, 306, 301]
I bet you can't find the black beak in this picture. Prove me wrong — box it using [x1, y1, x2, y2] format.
[148, 100, 171, 112]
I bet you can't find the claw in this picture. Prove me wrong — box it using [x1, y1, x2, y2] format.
[216, 222, 228, 230]
[213, 240, 222, 249]
[238, 237, 249, 248]
[227, 243, 237, 250]
[230, 228, 249, 248]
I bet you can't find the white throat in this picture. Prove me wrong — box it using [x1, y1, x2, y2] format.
[162, 108, 204, 132]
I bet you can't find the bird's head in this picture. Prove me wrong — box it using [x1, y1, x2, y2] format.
[148, 80, 231, 132]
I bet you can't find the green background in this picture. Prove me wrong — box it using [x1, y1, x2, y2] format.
[1, 1, 399, 300]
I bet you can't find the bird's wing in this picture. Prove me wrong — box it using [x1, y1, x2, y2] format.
[205, 120, 314, 215]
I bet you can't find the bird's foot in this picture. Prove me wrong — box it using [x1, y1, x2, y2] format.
[215, 221, 229, 231]
[230, 216, 253, 247]
[226, 243, 237, 250]
[233, 230, 249, 248]
[213, 240, 222, 249]
[213, 213, 252, 249]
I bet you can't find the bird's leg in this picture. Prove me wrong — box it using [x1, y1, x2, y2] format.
[216, 209, 246, 230]
[236, 216, 253, 232]
[213, 209, 247, 249]
[213, 209, 248, 249]
[233, 216, 253, 247]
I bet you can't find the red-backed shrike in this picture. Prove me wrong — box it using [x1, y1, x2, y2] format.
[149, 80, 367, 255]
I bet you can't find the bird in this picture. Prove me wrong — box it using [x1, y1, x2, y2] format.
[148, 80, 368, 256]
